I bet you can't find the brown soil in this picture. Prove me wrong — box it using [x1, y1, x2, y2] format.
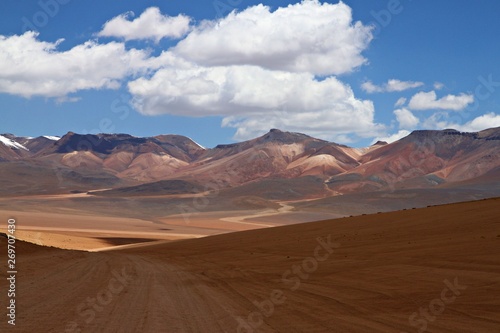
[0, 198, 499, 332]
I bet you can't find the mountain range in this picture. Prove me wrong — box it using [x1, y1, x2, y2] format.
[0, 127, 499, 200]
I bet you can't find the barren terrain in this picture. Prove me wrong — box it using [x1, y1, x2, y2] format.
[1, 198, 499, 332]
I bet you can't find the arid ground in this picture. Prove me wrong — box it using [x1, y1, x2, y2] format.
[1, 197, 499, 332]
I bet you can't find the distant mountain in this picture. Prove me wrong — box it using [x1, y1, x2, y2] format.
[0, 134, 57, 161]
[332, 127, 500, 192]
[176, 128, 362, 185]
[0, 127, 499, 197]
[33, 132, 206, 182]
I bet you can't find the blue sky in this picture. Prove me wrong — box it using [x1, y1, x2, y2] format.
[1, 0, 499, 147]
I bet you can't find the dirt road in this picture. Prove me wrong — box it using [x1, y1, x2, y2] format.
[219, 202, 294, 227]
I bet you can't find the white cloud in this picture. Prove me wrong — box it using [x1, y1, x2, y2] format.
[386, 79, 424, 92]
[421, 112, 454, 130]
[423, 112, 500, 132]
[372, 130, 410, 144]
[434, 82, 444, 90]
[395, 97, 407, 107]
[0, 2, 386, 145]
[457, 113, 500, 132]
[128, 62, 384, 142]
[0, 32, 161, 98]
[362, 79, 423, 93]
[361, 81, 382, 93]
[172, 0, 372, 76]
[125, 1, 385, 143]
[222, 102, 383, 143]
[408, 91, 474, 111]
[97, 7, 191, 42]
[394, 108, 419, 129]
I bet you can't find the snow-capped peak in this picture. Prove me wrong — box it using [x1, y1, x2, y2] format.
[43, 135, 61, 141]
[0, 135, 29, 151]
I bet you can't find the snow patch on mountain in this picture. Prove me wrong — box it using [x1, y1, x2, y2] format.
[188, 137, 205, 150]
[0, 135, 29, 151]
[43, 136, 61, 141]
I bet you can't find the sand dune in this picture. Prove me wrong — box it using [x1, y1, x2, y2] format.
[1, 198, 499, 332]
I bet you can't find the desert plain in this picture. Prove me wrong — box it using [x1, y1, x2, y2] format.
[1, 196, 499, 332]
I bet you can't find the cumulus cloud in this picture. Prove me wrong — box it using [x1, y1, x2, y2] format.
[423, 112, 500, 132]
[372, 130, 410, 144]
[421, 112, 455, 130]
[128, 61, 384, 142]
[457, 113, 500, 132]
[1, 2, 386, 144]
[408, 90, 474, 111]
[386, 109, 497, 144]
[394, 108, 419, 129]
[172, 1, 372, 76]
[362, 79, 423, 93]
[222, 101, 383, 143]
[124, 1, 385, 142]
[395, 97, 407, 107]
[98, 7, 191, 42]
[0, 32, 162, 98]
[361, 81, 382, 93]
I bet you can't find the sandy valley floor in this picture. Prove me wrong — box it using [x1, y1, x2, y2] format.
[0, 198, 499, 332]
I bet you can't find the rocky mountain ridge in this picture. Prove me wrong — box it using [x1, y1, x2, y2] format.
[0, 127, 498, 197]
